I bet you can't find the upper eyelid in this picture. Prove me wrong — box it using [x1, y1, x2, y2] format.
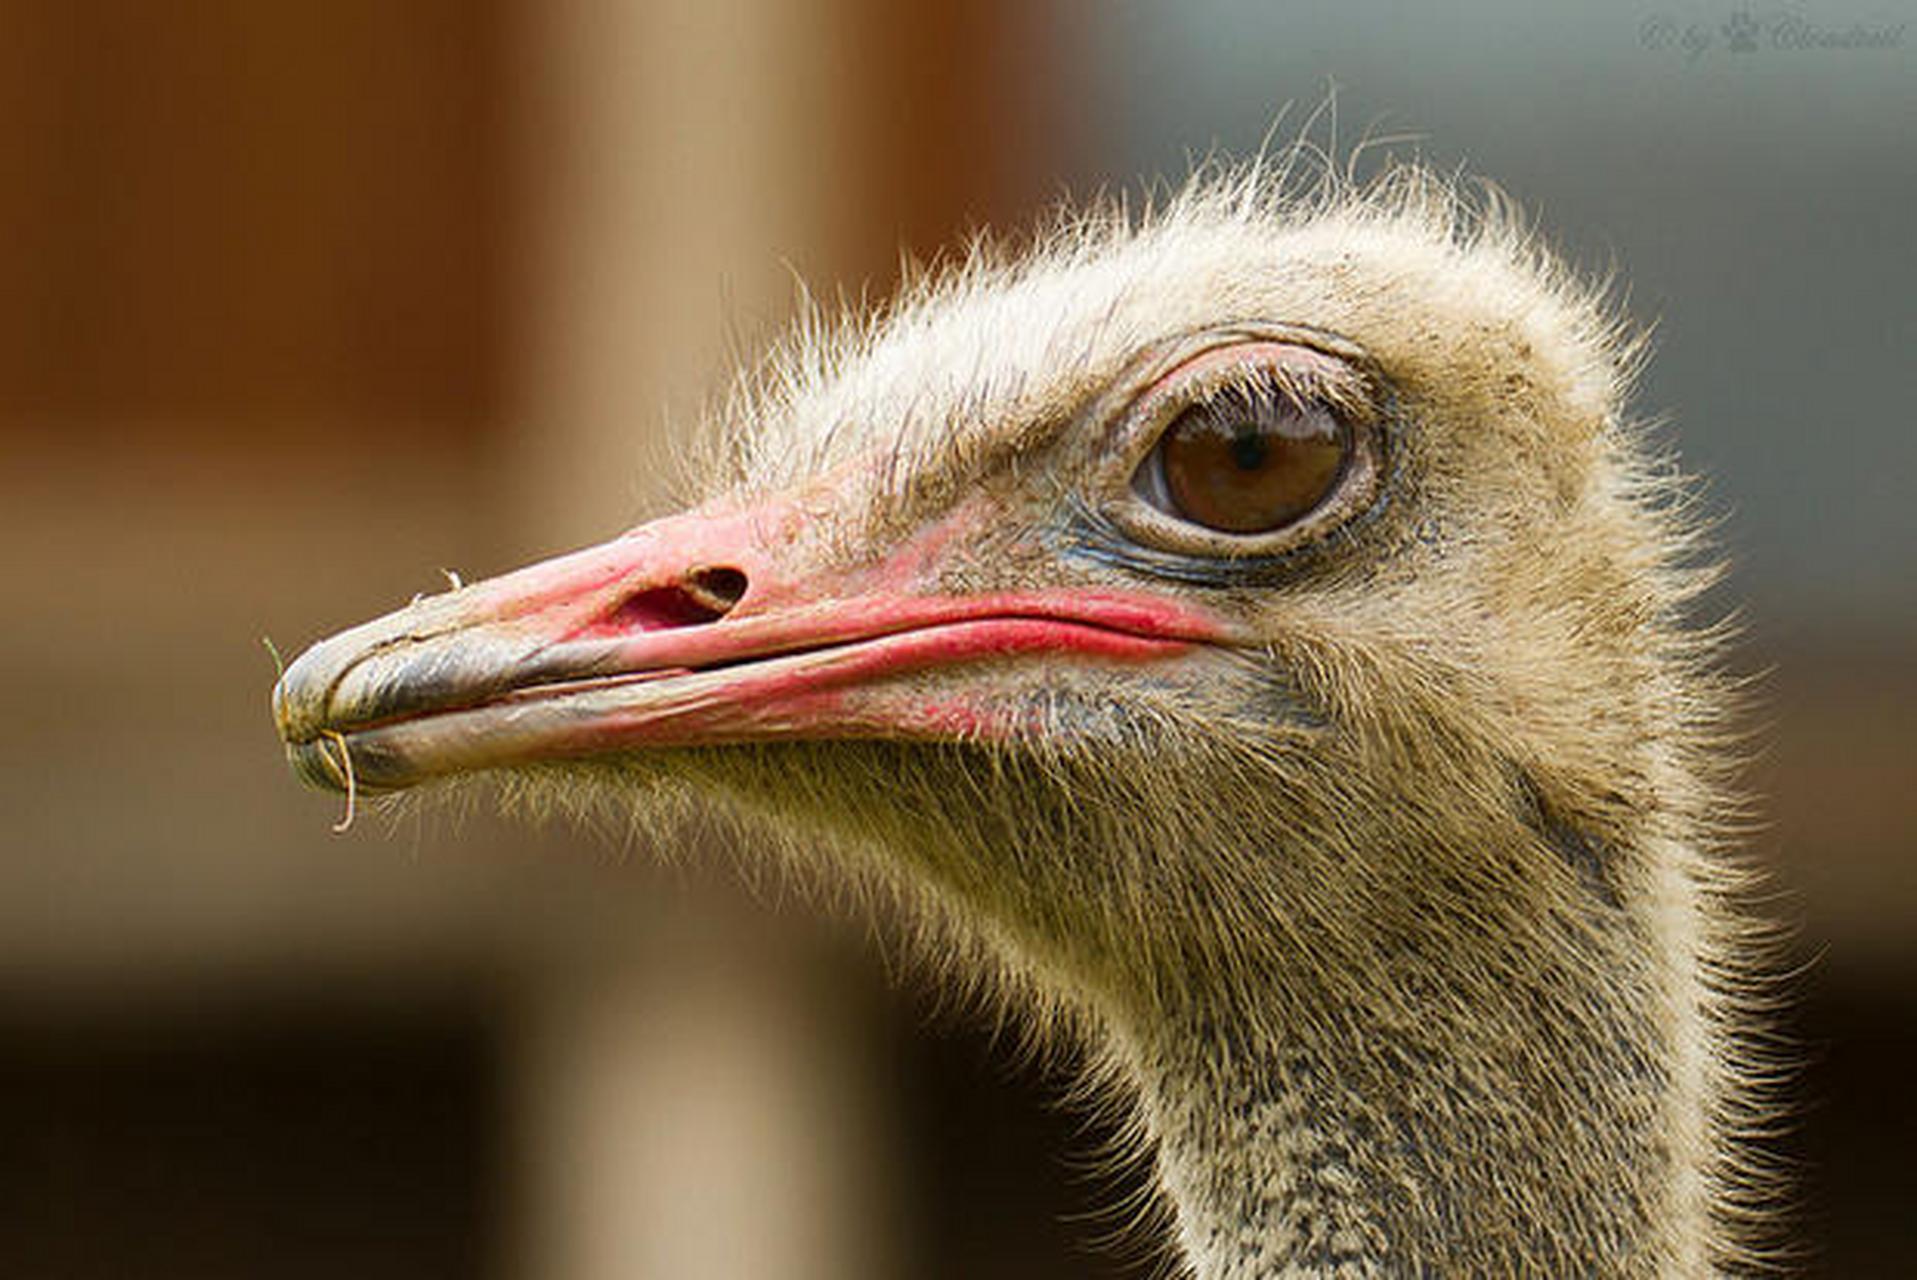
[1108, 344, 1376, 476]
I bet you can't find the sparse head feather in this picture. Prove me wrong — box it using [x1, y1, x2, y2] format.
[701, 163, 1637, 506]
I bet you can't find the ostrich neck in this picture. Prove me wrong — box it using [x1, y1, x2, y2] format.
[1122, 834, 1712, 1278]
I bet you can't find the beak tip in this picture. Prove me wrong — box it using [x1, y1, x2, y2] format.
[271, 628, 358, 748]
[269, 676, 295, 740]
[285, 739, 344, 793]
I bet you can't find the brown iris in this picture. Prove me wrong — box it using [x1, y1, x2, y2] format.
[1140, 391, 1349, 534]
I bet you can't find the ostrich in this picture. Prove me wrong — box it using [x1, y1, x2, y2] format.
[272, 165, 1772, 1277]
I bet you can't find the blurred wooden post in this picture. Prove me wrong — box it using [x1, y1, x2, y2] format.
[503, 1, 893, 1278]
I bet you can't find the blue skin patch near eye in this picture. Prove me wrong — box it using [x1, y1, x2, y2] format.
[1056, 501, 1324, 586]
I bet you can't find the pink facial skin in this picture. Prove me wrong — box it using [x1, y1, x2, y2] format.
[273, 483, 1235, 793]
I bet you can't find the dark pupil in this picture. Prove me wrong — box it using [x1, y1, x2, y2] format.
[1228, 428, 1269, 471]
[1158, 397, 1347, 534]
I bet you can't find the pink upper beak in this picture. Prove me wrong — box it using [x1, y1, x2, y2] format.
[272, 488, 1223, 794]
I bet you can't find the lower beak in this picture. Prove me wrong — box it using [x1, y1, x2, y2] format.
[271, 496, 1214, 794]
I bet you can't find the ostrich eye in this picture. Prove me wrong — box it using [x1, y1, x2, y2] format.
[1135, 390, 1350, 535]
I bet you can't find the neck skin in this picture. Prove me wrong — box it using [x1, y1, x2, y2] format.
[1112, 834, 1711, 1279]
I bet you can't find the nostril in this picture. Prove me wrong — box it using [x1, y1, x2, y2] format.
[682, 566, 749, 615]
[603, 566, 749, 633]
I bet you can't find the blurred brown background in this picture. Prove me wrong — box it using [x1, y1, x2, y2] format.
[4, 2, 1912, 1276]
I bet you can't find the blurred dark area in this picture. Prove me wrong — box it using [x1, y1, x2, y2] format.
[4, 2, 1911, 1276]
[5, 999, 497, 1280]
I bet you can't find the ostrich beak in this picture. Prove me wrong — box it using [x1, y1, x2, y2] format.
[272, 492, 1219, 794]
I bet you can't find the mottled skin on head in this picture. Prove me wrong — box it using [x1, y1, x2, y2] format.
[277, 161, 1779, 1277]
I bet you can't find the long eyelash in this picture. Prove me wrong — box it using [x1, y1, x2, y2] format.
[1182, 362, 1372, 427]
[1190, 380, 1307, 435]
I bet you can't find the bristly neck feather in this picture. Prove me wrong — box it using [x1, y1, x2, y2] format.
[1109, 820, 1710, 1279]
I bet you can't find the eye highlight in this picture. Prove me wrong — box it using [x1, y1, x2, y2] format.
[1135, 387, 1349, 534]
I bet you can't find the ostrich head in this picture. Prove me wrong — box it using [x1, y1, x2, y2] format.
[273, 167, 1761, 1277]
